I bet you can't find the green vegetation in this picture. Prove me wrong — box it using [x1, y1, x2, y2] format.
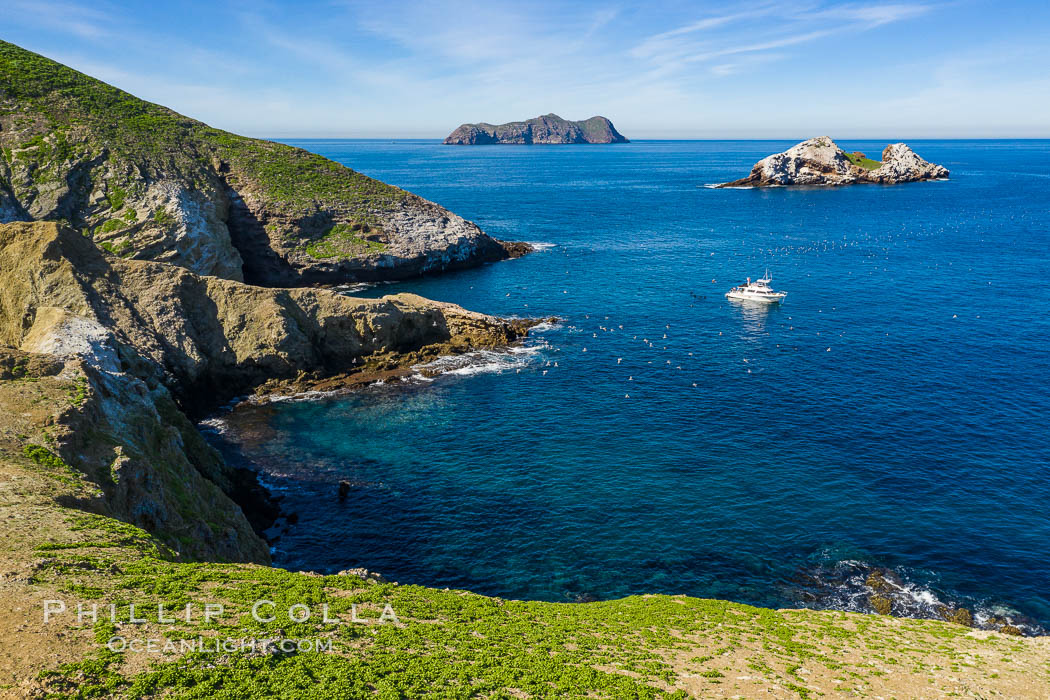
[30, 535, 896, 699]
[153, 207, 174, 226]
[19, 133, 46, 151]
[14, 486, 1016, 700]
[99, 239, 133, 256]
[106, 186, 127, 211]
[22, 443, 82, 486]
[69, 373, 88, 406]
[8, 130, 75, 185]
[0, 38, 410, 246]
[844, 151, 882, 170]
[99, 218, 124, 234]
[207, 130, 407, 213]
[24, 443, 72, 471]
[306, 222, 388, 259]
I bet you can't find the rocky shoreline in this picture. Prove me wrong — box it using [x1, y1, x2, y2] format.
[717, 136, 949, 187]
[790, 560, 1043, 637]
[0, 220, 541, 562]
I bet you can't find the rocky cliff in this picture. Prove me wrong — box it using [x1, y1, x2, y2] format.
[0, 40, 527, 286]
[717, 136, 949, 187]
[444, 114, 628, 144]
[0, 221, 532, 561]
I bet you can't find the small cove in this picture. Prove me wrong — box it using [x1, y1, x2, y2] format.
[205, 139, 1050, 631]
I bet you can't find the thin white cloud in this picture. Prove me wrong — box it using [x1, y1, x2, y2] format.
[584, 7, 622, 38]
[682, 29, 838, 64]
[631, 5, 780, 59]
[632, 2, 935, 76]
[4, 0, 117, 40]
[809, 2, 933, 25]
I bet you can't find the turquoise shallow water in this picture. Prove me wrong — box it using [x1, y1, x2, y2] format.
[208, 140, 1050, 629]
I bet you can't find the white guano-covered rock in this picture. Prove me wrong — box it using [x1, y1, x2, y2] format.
[719, 137, 949, 187]
[869, 143, 949, 183]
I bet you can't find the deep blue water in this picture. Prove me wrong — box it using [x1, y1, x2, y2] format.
[209, 140, 1050, 629]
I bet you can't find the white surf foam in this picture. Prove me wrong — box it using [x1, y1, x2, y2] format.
[334, 280, 395, 296]
[334, 283, 375, 295]
[801, 559, 1044, 635]
[413, 342, 545, 379]
[527, 319, 563, 333]
[263, 389, 342, 404]
[198, 417, 229, 435]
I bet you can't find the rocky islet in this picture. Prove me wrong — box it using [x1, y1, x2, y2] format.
[717, 136, 949, 187]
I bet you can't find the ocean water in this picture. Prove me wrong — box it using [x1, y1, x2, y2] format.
[207, 140, 1050, 630]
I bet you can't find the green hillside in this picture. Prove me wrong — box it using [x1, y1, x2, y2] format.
[0, 40, 509, 286]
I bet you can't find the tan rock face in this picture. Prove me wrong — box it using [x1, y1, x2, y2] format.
[718, 137, 948, 187]
[0, 221, 533, 562]
[0, 345, 271, 564]
[0, 221, 527, 412]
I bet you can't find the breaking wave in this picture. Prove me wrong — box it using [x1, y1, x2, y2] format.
[197, 416, 229, 436]
[333, 280, 395, 296]
[790, 558, 1045, 636]
[412, 342, 545, 379]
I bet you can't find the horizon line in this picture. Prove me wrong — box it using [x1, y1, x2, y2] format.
[265, 135, 1050, 141]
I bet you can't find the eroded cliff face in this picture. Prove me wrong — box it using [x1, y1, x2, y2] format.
[444, 114, 629, 144]
[0, 221, 533, 562]
[226, 182, 524, 287]
[0, 40, 526, 286]
[718, 137, 949, 187]
[0, 347, 270, 563]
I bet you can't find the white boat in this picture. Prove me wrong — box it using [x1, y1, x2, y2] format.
[725, 271, 787, 303]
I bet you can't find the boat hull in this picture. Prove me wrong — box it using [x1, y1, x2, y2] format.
[725, 291, 786, 303]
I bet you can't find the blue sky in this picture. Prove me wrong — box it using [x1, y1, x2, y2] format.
[4, 0, 1049, 138]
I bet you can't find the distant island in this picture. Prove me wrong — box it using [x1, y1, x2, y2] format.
[444, 114, 628, 144]
[717, 137, 949, 187]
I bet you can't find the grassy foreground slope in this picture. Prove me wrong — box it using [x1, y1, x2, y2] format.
[1, 357, 1047, 699]
[0, 40, 517, 285]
